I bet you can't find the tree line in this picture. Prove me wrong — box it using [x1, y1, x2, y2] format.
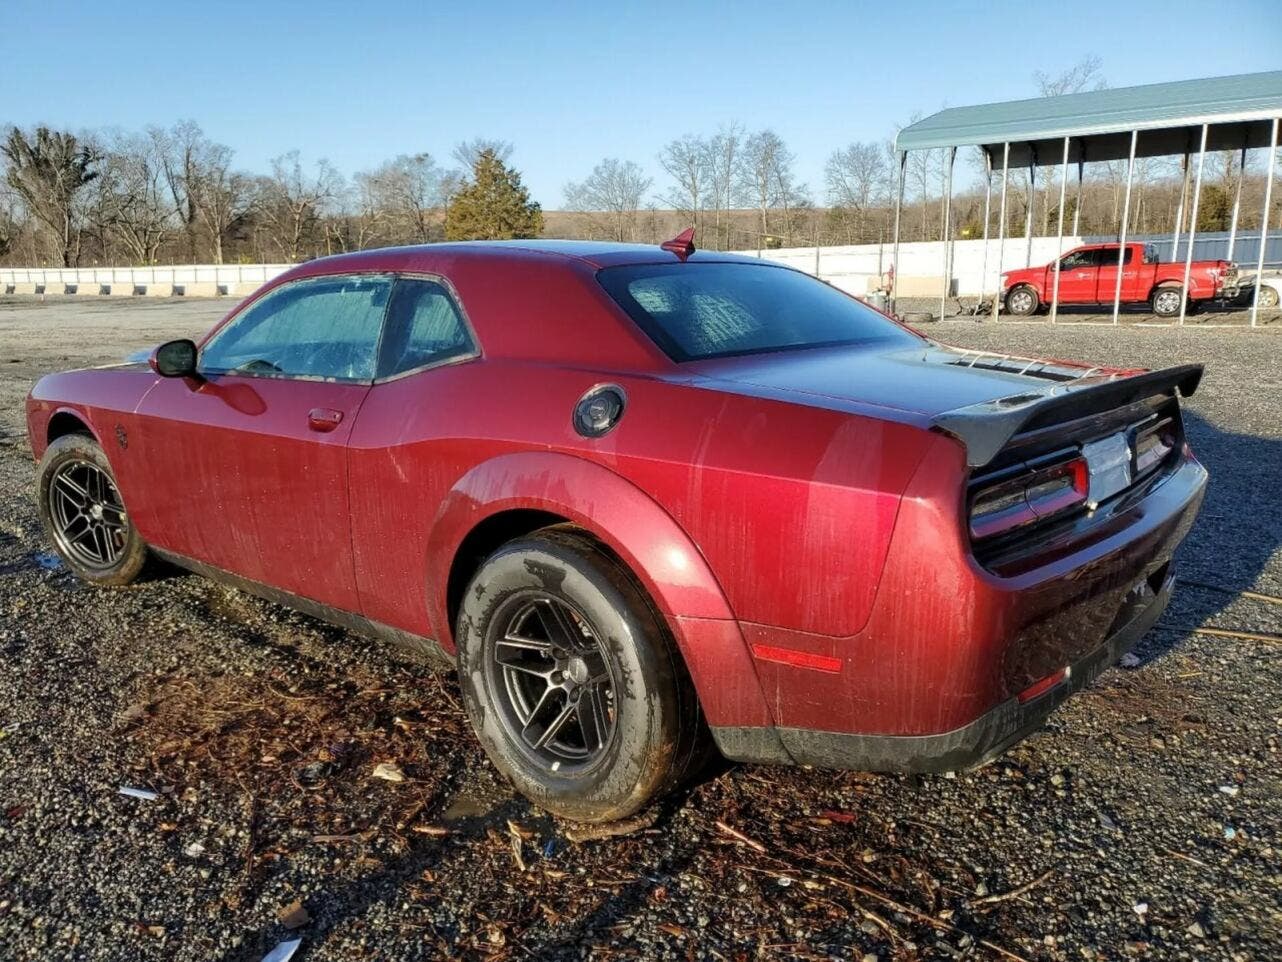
[3, 60, 1278, 268]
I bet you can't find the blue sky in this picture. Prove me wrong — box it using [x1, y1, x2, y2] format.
[4, 0, 1278, 208]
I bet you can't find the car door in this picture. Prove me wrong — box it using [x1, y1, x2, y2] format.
[131, 274, 391, 614]
[345, 276, 481, 636]
[1054, 249, 1099, 303]
[1094, 245, 1135, 302]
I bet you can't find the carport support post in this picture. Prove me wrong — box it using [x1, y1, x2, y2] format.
[1172, 151, 1190, 261]
[1024, 147, 1036, 267]
[991, 142, 1010, 322]
[1072, 154, 1084, 236]
[1226, 142, 1247, 264]
[1250, 118, 1279, 329]
[1050, 136, 1070, 324]
[1178, 124, 1210, 326]
[940, 146, 956, 321]
[975, 149, 993, 317]
[890, 150, 906, 315]
[1113, 130, 1139, 326]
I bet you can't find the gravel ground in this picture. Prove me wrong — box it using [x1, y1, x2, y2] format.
[0, 296, 1279, 962]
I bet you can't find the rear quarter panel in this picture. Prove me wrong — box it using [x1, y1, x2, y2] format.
[348, 358, 933, 644]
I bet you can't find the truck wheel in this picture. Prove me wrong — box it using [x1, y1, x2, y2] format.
[1004, 286, 1039, 316]
[1258, 285, 1280, 310]
[1151, 286, 1184, 317]
[455, 525, 707, 822]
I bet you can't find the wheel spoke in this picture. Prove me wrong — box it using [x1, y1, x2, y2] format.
[540, 598, 589, 651]
[54, 473, 88, 503]
[532, 698, 577, 750]
[578, 685, 611, 753]
[497, 634, 554, 657]
[498, 654, 553, 681]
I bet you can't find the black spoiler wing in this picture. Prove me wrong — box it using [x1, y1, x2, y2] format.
[932, 364, 1203, 468]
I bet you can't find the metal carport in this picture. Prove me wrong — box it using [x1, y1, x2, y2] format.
[892, 70, 1282, 325]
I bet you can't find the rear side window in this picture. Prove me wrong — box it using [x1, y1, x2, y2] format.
[1096, 247, 1134, 266]
[201, 275, 390, 381]
[597, 263, 917, 362]
[376, 278, 476, 379]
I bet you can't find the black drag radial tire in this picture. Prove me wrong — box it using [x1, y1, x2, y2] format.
[455, 525, 707, 823]
[36, 433, 148, 586]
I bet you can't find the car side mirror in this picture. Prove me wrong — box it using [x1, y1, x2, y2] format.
[150, 339, 201, 379]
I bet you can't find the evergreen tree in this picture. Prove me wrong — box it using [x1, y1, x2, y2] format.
[444, 148, 542, 240]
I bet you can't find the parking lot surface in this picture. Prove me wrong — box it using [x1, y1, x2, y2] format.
[0, 296, 1279, 961]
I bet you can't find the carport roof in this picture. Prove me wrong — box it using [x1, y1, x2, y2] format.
[896, 71, 1282, 166]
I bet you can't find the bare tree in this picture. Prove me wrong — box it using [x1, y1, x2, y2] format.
[452, 138, 513, 171]
[563, 158, 653, 242]
[92, 130, 175, 264]
[825, 141, 886, 242]
[2, 126, 100, 266]
[260, 151, 341, 262]
[358, 153, 445, 243]
[704, 123, 744, 249]
[1032, 57, 1107, 233]
[658, 135, 708, 235]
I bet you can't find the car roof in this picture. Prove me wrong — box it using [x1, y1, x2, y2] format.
[288, 239, 771, 272]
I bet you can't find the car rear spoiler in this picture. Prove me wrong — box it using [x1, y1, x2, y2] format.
[932, 364, 1203, 467]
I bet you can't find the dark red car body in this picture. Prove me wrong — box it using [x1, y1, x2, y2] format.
[26, 241, 1207, 772]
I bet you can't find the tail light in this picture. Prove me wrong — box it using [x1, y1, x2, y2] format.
[969, 455, 1088, 541]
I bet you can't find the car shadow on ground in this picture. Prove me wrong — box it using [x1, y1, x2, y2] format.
[1135, 408, 1282, 661]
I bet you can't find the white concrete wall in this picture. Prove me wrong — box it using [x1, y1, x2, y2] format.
[736, 236, 1087, 298]
[0, 263, 292, 293]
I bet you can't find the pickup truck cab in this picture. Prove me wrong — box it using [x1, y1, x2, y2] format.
[1001, 242, 1236, 317]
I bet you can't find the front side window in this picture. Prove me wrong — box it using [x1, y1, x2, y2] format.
[597, 263, 919, 362]
[1060, 250, 1097, 269]
[200, 275, 391, 381]
[376, 278, 476, 379]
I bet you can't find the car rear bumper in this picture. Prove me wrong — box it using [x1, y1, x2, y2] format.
[712, 443, 1206, 772]
[713, 562, 1173, 772]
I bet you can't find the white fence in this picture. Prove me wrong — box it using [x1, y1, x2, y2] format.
[0, 263, 292, 296]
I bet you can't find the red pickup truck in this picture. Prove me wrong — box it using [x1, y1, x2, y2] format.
[1001, 242, 1236, 317]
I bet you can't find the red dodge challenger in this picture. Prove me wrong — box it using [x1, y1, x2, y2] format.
[25, 236, 1207, 822]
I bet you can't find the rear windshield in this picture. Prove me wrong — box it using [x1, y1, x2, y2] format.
[597, 262, 919, 362]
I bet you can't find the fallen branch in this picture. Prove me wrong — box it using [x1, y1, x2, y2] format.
[714, 820, 767, 854]
[562, 808, 658, 843]
[972, 868, 1056, 906]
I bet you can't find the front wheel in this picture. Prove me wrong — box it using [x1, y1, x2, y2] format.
[36, 434, 148, 586]
[1151, 286, 1185, 317]
[1004, 285, 1039, 316]
[1257, 284, 1280, 310]
[456, 526, 706, 822]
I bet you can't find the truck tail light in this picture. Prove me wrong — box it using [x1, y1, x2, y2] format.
[969, 456, 1088, 541]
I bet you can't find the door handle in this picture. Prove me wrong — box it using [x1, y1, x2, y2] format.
[307, 408, 344, 432]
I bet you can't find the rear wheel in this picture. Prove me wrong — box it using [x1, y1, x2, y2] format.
[1258, 284, 1280, 310]
[456, 526, 706, 822]
[1004, 285, 1039, 316]
[1151, 286, 1184, 317]
[36, 434, 147, 586]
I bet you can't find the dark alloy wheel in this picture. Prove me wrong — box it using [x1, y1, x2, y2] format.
[456, 525, 708, 822]
[37, 434, 148, 585]
[487, 594, 618, 771]
[48, 459, 129, 570]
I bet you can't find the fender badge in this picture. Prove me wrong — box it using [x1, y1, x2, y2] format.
[115, 425, 128, 450]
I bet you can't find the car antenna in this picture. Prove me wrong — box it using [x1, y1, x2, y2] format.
[660, 227, 696, 261]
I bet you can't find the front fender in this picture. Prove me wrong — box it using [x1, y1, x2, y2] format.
[426, 451, 775, 729]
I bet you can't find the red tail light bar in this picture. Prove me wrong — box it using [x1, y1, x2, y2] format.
[969, 455, 1089, 541]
